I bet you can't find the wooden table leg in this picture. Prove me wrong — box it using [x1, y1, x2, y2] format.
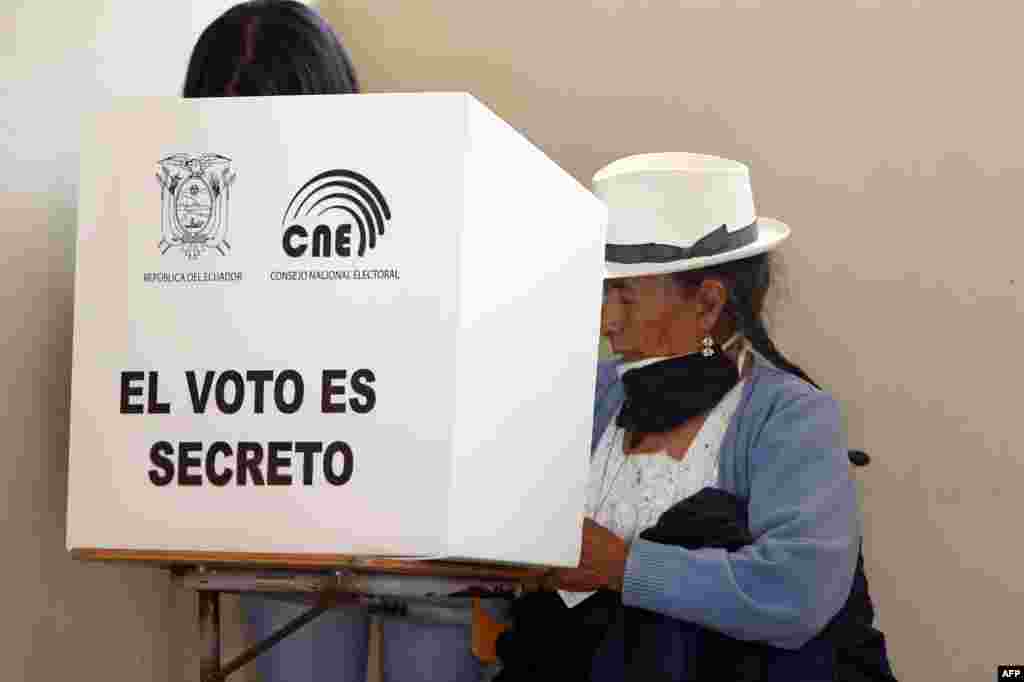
[199, 590, 221, 682]
[367, 613, 383, 682]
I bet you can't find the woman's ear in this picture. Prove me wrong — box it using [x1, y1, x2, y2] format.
[695, 279, 728, 333]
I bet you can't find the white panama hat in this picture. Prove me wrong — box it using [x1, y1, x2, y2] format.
[593, 152, 790, 279]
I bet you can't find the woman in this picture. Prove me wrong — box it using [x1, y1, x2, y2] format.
[508, 152, 894, 680]
[183, 4, 481, 680]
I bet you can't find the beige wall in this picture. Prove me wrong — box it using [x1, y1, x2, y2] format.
[1, 2, 254, 680]
[319, 1, 1023, 679]
[4, 1, 1021, 680]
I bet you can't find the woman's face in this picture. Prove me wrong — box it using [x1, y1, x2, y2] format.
[601, 275, 703, 361]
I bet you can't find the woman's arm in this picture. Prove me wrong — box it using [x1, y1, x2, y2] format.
[621, 389, 860, 649]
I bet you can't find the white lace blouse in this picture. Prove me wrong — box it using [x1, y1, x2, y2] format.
[585, 376, 747, 545]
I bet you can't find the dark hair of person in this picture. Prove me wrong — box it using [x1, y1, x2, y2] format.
[672, 252, 818, 388]
[673, 255, 871, 466]
[183, 0, 359, 97]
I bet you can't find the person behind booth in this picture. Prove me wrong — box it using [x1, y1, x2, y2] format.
[183, 0, 357, 97]
[183, 3, 482, 680]
[496, 152, 896, 681]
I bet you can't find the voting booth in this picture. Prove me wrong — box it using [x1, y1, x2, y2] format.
[67, 93, 607, 571]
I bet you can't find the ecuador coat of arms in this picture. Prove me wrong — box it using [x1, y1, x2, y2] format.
[156, 154, 236, 259]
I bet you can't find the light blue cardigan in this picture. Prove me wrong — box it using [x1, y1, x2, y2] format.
[594, 354, 861, 650]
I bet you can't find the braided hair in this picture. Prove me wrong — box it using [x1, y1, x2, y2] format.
[672, 254, 869, 465]
[672, 253, 816, 386]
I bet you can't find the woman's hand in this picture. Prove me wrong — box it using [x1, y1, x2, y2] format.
[548, 519, 629, 592]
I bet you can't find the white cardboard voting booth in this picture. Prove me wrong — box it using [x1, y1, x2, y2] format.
[67, 93, 607, 568]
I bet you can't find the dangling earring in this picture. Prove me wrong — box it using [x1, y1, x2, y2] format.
[701, 335, 715, 357]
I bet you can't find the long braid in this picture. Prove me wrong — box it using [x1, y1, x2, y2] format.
[722, 256, 821, 389]
[672, 254, 868, 465]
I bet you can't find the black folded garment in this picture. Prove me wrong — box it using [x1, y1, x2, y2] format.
[494, 589, 618, 682]
[639, 487, 753, 549]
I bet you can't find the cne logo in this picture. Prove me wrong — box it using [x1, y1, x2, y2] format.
[281, 170, 392, 258]
[156, 154, 236, 259]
